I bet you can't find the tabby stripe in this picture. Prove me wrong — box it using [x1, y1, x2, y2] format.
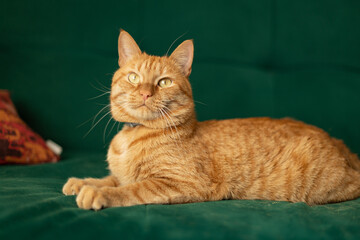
[154, 61, 161, 72]
[141, 60, 147, 70]
[172, 98, 188, 107]
[327, 169, 347, 200]
[178, 85, 192, 98]
[116, 105, 135, 120]
[132, 186, 145, 203]
[171, 178, 206, 198]
[139, 61, 145, 72]
[131, 149, 173, 165]
[112, 73, 126, 85]
[111, 92, 125, 101]
[258, 164, 267, 197]
[298, 162, 310, 201]
[157, 179, 184, 195]
[128, 131, 164, 148]
[132, 162, 142, 181]
[285, 170, 293, 201]
[305, 168, 323, 203]
[147, 152, 173, 161]
[143, 181, 159, 198]
[149, 180, 171, 200]
[149, 59, 155, 69]
[149, 59, 154, 69]
[134, 154, 172, 172]
[168, 104, 188, 116]
[247, 136, 255, 188]
[324, 172, 348, 203]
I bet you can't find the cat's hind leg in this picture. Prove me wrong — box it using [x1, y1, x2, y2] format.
[307, 167, 360, 205]
[325, 168, 360, 204]
[62, 176, 119, 195]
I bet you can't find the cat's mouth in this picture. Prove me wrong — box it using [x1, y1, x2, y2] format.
[112, 97, 166, 122]
[121, 101, 160, 121]
[135, 103, 150, 110]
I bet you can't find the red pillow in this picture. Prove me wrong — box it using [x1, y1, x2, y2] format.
[0, 90, 59, 164]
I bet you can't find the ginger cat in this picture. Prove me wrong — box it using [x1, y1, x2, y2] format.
[63, 30, 360, 210]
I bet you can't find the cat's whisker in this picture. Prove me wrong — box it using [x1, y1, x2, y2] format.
[161, 105, 189, 156]
[92, 104, 111, 126]
[162, 108, 181, 140]
[108, 120, 118, 137]
[95, 79, 111, 91]
[117, 122, 121, 133]
[103, 116, 114, 143]
[161, 106, 181, 135]
[115, 101, 127, 107]
[77, 104, 110, 128]
[83, 111, 112, 138]
[194, 100, 207, 106]
[160, 116, 167, 137]
[89, 82, 110, 93]
[88, 91, 111, 100]
[162, 105, 176, 117]
[95, 103, 111, 106]
[157, 109, 167, 137]
[159, 108, 169, 129]
[160, 109, 170, 131]
[159, 108, 175, 138]
[158, 105, 173, 127]
[165, 31, 188, 56]
[159, 107, 182, 150]
[77, 117, 93, 128]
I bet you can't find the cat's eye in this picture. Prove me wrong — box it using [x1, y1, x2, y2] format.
[128, 73, 140, 84]
[158, 78, 173, 88]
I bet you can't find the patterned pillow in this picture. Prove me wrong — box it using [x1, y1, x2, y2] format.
[0, 90, 59, 164]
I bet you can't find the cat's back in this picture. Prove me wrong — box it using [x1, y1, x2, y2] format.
[196, 117, 327, 144]
[194, 117, 339, 168]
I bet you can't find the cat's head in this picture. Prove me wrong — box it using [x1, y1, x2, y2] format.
[110, 30, 195, 129]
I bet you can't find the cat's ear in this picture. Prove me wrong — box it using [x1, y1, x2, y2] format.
[170, 40, 194, 77]
[118, 30, 142, 67]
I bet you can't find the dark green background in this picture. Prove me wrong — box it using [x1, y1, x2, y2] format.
[1, 0, 360, 239]
[1, 0, 359, 153]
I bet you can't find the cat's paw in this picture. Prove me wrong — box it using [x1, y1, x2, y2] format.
[62, 177, 86, 195]
[76, 185, 107, 210]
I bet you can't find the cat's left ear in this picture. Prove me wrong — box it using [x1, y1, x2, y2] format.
[118, 30, 142, 67]
[170, 40, 194, 77]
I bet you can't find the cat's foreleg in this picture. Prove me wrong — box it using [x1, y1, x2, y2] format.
[76, 178, 207, 210]
[62, 176, 119, 196]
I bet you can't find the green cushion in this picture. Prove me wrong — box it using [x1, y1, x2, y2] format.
[1, 152, 360, 240]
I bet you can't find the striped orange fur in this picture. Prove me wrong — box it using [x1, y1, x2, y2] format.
[63, 30, 360, 210]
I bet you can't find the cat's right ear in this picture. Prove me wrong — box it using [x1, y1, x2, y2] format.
[118, 30, 141, 67]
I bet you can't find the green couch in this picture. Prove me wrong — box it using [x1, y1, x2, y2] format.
[1, 0, 360, 239]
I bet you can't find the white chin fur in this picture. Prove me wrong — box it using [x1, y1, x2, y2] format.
[125, 105, 159, 121]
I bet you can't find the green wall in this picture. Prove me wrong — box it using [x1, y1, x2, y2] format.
[1, 0, 360, 153]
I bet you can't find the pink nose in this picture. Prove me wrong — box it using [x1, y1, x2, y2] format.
[140, 90, 152, 101]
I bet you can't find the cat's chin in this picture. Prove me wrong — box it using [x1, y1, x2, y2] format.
[124, 105, 160, 121]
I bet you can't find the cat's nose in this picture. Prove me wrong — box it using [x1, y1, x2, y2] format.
[140, 90, 152, 101]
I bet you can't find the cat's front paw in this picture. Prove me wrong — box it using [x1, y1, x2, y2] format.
[76, 186, 108, 210]
[62, 177, 86, 195]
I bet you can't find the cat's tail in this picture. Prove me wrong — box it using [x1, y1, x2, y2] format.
[332, 138, 360, 171]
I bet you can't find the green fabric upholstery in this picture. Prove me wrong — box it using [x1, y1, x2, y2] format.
[1, 0, 360, 239]
[1, 152, 360, 240]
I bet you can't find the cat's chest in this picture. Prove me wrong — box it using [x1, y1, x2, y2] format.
[107, 129, 148, 185]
